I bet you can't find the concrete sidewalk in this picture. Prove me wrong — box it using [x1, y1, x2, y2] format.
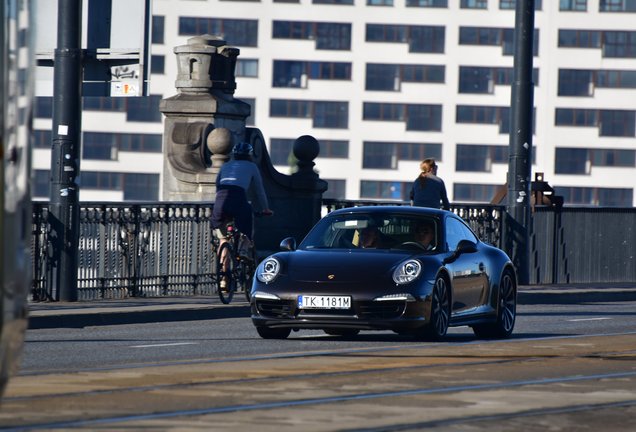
[27, 284, 636, 329]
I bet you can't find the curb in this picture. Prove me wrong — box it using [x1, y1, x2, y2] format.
[28, 304, 251, 329]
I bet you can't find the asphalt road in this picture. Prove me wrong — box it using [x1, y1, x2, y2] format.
[2, 301, 635, 431]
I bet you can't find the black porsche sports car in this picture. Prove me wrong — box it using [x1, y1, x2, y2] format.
[250, 206, 517, 340]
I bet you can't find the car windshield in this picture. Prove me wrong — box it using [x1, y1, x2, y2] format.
[300, 213, 439, 252]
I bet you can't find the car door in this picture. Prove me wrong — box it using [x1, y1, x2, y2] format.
[444, 216, 486, 314]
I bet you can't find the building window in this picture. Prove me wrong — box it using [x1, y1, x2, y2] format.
[34, 97, 53, 118]
[558, 29, 601, 48]
[499, 0, 542, 9]
[367, 0, 393, 5]
[270, 99, 348, 128]
[83, 97, 126, 112]
[603, 31, 636, 57]
[33, 170, 50, 198]
[599, 0, 636, 12]
[82, 132, 161, 158]
[363, 103, 442, 131]
[83, 133, 116, 160]
[555, 148, 589, 174]
[152, 16, 164, 44]
[82, 171, 122, 190]
[453, 183, 500, 203]
[123, 173, 160, 201]
[366, 63, 444, 91]
[555, 147, 635, 174]
[459, 66, 538, 93]
[406, 0, 447, 6]
[236, 59, 258, 77]
[366, 24, 445, 53]
[558, 69, 593, 96]
[269, 138, 294, 165]
[560, 0, 587, 10]
[363, 141, 442, 169]
[456, 105, 511, 134]
[461, 0, 487, 8]
[320, 140, 349, 158]
[273, 60, 351, 88]
[360, 180, 411, 200]
[459, 26, 539, 56]
[554, 186, 633, 206]
[150, 55, 165, 74]
[555, 108, 636, 137]
[33, 129, 51, 148]
[456, 144, 508, 172]
[323, 179, 346, 199]
[272, 21, 351, 50]
[125, 95, 162, 122]
[558, 30, 636, 58]
[558, 69, 636, 96]
[179, 17, 258, 47]
[117, 133, 163, 152]
[313, 0, 354, 3]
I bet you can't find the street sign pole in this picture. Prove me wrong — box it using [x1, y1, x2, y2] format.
[48, 0, 83, 301]
[507, 0, 535, 285]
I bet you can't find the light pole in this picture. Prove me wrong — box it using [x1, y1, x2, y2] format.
[507, 0, 535, 285]
[48, 0, 83, 301]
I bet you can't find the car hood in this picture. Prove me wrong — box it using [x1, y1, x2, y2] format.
[278, 249, 419, 283]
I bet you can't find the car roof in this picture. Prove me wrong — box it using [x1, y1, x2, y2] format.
[326, 205, 450, 219]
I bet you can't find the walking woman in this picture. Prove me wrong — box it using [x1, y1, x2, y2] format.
[409, 158, 450, 210]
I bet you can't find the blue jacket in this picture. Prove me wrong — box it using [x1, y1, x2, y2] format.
[409, 174, 450, 210]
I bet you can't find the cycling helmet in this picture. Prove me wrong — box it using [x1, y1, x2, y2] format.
[232, 141, 253, 157]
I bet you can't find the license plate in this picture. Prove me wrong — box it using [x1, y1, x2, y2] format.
[298, 295, 351, 309]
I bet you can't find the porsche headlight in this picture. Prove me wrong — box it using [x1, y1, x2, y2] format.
[256, 257, 281, 283]
[392, 259, 422, 285]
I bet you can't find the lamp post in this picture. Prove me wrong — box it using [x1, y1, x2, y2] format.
[48, 0, 83, 301]
[507, 0, 535, 285]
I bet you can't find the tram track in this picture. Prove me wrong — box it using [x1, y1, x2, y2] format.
[2, 332, 635, 430]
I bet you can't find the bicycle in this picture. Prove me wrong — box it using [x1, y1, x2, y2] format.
[213, 218, 258, 304]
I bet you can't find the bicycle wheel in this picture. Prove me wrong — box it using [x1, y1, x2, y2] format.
[240, 246, 256, 302]
[216, 241, 236, 304]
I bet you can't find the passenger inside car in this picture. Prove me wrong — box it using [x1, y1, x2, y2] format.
[414, 220, 436, 250]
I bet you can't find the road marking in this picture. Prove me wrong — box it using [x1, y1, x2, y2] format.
[130, 342, 199, 348]
[567, 317, 612, 322]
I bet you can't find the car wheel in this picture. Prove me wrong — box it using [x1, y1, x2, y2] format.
[421, 276, 450, 341]
[324, 329, 360, 337]
[472, 269, 517, 339]
[256, 326, 291, 339]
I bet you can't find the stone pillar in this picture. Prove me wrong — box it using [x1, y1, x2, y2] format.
[159, 35, 250, 201]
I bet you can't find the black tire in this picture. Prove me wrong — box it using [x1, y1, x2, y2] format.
[473, 270, 517, 339]
[323, 328, 360, 337]
[421, 276, 450, 341]
[256, 326, 291, 339]
[216, 241, 236, 304]
[240, 246, 256, 302]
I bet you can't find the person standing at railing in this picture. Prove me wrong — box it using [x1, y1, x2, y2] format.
[409, 158, 450, 211]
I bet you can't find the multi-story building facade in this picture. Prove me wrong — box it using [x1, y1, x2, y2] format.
[32, 0, 636, 206]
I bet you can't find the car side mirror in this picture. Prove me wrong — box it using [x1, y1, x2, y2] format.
[279, 237, 297, 251]
[443, 239, 477, 264]
[456, 239, 477, 254]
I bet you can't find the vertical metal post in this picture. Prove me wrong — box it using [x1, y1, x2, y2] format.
[507, 0, 535, 285]
[49, 0, 83, 301]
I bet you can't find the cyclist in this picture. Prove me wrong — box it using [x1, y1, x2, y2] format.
[212, 141, 273, 289]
